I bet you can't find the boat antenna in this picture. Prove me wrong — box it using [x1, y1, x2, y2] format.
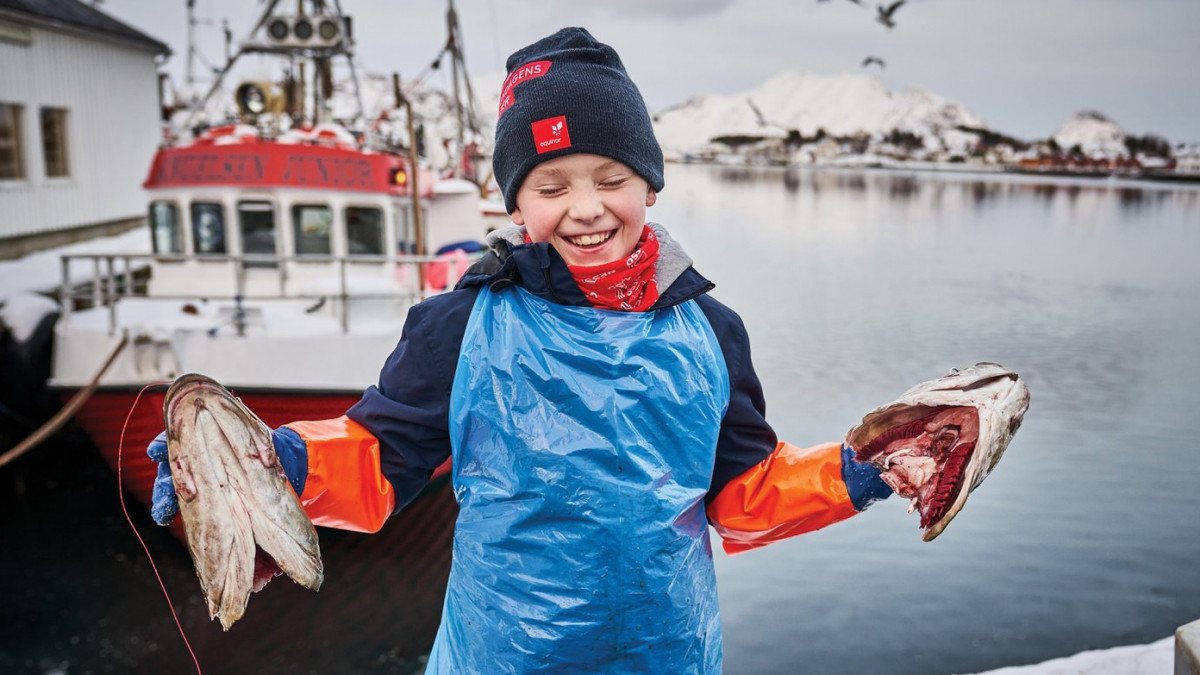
[181, 0, 286, 131]
[445, 0, 483, 179]
[185, 0, 195, 99]
[328, 0, 367, 128]
[180, 0, 365, 134]
[184, 0, 222, 108]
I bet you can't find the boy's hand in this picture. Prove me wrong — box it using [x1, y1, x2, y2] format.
[147, 431, 178, 525]
[146, 427, 309, 526]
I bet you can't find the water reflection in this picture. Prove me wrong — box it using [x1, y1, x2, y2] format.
[654, 164, 1200, 675]
[704, 164, 1200, 221]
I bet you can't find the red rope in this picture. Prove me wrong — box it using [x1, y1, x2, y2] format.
[117, 381, 203, 674]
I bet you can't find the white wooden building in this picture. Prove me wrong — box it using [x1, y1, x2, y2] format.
[0, 0, 168, 258]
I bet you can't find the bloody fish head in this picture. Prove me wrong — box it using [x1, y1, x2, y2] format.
[162, 372, 322, 630]
[845, 362, 1030, 541]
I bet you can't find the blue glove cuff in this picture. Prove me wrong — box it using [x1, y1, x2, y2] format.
[150, 461, 178, 525]
[841, 443, 893, 511]
[272, 426, 309, 497]
[146, 430, 169, 462]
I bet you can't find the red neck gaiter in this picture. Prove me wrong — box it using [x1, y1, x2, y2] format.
[567, 225, 661, 312]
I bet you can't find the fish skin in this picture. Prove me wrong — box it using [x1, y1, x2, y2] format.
[845, 362, 1031, 541]
[164, 374, 323, 630]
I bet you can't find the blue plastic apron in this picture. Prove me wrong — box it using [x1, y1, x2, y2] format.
[427, 285, 731, 673]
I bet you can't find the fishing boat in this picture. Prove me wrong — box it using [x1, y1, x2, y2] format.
[45, 1, 497, 512]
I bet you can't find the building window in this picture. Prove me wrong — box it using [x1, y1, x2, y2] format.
[0, 103, 23, 180]
[149, 201, 182, 254]
[291, 204, 332, 255]
[346, 206, 384, 255]
[191, 202, 226, 255]
[40, 107, 69, 177]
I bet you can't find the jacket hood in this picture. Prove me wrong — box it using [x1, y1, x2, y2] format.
[459, 222, 713, 309]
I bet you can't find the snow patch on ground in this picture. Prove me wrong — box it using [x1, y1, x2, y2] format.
[962, 636, 1173, 675]
[0, 228, 151, 301]
[0, 292, 59, 343]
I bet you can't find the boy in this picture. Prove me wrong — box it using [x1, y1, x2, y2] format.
[150, 27, 892, 673]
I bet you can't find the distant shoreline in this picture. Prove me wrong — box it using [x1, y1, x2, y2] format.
[667, 158, 1200, 186]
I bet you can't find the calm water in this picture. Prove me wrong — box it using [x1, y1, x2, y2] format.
[650, 165, 1200, 674]
[3, 165, 1198, 674]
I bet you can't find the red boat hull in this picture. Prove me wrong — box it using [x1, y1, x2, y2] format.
[67, 387, 366, 516]
[58, 387, 458, 667]
[66, 386, 453, 527]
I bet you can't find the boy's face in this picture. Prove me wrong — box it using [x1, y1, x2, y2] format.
[512, 153, 657, 267]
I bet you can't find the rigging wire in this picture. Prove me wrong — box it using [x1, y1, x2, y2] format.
[117, 381, 202, 674]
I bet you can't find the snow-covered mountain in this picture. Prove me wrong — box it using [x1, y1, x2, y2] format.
[652, 71, 986, 156]
[1052, 110, 1126, 157]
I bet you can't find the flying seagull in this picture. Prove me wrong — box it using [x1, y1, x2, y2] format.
[861, 56, 886, 70]
[877, 0, 906, 28]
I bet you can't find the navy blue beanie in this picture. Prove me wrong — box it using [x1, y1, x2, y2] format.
[492, 27, 665, 214]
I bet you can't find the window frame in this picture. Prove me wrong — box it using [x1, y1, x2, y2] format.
[344, 204, 386, 256]
[236, 200, 279, 264]
[190, 201, 228, 256]
[0, 102, 24, 181]
[148, 200, 183, 255]
[39, 107, 70, 178]
[290, 202, 334, 257]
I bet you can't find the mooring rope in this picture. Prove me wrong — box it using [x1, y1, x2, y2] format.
[0, 333, 129, 469]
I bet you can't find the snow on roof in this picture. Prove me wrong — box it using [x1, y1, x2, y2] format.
[0, 0, 170, 53]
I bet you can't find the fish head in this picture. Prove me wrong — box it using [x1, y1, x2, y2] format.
[164, 373, 225, 436]
[164, 373, 273, 457]
[845, 362, 1030, 541]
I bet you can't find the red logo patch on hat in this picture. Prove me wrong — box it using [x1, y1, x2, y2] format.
[532, 116, 571, 154]
[498, 60, 552, 116]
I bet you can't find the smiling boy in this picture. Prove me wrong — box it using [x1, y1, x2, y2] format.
[150, 27, 893, 673]
[515, 154, 656, 267]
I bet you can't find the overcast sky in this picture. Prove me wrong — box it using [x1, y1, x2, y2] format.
[102, 0, 1200, 143]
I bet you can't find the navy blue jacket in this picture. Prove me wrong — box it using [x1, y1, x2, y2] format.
[345, 233, 778, 513]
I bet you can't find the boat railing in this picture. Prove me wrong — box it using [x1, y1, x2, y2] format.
[57, 252, 482, 335]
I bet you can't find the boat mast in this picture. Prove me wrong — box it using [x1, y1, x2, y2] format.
[444, 0, 482, 180]
[447, 0, 464, 174]
[181, 0, 286, 130]
[329, 0, 366, 127]
[185, 0, 195, 101]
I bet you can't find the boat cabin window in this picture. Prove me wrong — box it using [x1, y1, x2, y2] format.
[149, 201, 181, 254]
[346, 206, 384, 255]
[238, 200, 277, 261]
[191, 202, 226, 255]
[291, 204, 332, 256]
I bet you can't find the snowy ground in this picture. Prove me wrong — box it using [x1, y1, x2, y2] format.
[963, 636, 1174, 675]
[0, 227, 152, 342]
[0, 227, 151, 298]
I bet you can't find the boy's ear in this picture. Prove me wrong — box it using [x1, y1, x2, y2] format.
[645, 189, 657, 208]
[511, 207, 524, 225]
